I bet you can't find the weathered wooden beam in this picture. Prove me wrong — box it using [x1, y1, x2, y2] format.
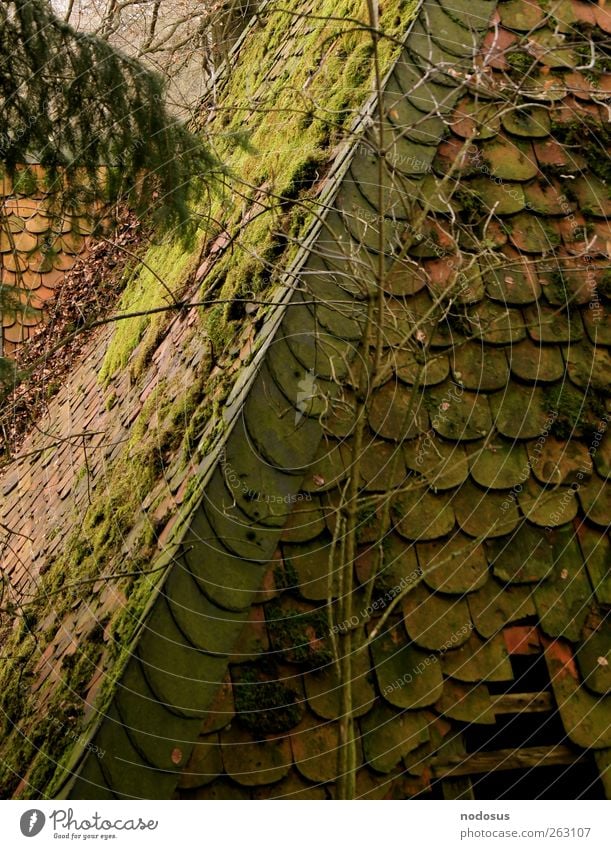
[491, 691, 554, 715]
[431, 745, 580, 779]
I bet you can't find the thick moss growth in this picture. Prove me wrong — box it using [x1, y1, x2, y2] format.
[566, 19, 610, 84]
[232, 664, 304, 734]
[0, 620, 107, 799]
[97, 2, 418, 373]
[197, 0, 418, 352]
[506, 50, 535, 79]
[545, 383, 606, 440]
[266, 602, 332, 669]
[454, 187, 486, 224]
[550, 118, 611, 185]
[100, 240, 200, 381]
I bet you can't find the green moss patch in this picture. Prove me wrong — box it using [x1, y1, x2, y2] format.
[232, 664, 304, 734]
[0, 348, 216, 797]
[266, 601, 332, 669]
[197, 0, 417, 351]
[545, 383, 607, 440]
[99, 240, 200, 382]
[550, 117, 611, 185]
[98, 1, 418, 375]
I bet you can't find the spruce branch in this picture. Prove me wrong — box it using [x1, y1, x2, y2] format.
[0, 0, 222, 233]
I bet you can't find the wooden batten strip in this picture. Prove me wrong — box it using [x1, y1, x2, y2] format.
[431, 744, 581, 779]
[491, 691, 554, 715]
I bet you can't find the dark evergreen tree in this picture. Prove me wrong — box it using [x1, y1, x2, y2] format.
[0, 0, 223, 392]
[0, 0, 219, 229]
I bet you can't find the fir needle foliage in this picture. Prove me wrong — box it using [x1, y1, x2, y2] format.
[0, 0, 219, 231]
[0, 283, 29, 389]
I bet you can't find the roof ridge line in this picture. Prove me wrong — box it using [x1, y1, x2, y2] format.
[55, 0, 496, 800]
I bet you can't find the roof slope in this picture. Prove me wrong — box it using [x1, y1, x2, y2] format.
[0, 0, 418, 799]
[173, 0, 611, 800]
[0, 0, 609, 801]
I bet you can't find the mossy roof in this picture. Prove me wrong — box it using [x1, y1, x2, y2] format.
[0, 0, 609, 800]
[0, 0, 419, 799]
